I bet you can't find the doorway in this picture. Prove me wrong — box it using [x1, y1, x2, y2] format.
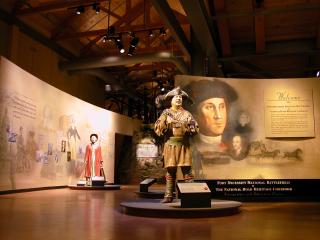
[114, 133, 133, 184]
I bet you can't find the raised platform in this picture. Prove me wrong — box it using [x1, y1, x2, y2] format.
[120, 199, 241, 218]
[68, 184, 121, 190]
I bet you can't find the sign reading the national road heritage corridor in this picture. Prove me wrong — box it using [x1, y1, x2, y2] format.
[264, 87, 315, 137]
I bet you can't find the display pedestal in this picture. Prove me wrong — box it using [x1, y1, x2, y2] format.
[177, 182, 211, 208]
[120, 199, 241, 218]
[91, 176, 105, 186]
[140, 178, 157, 192]
[135, 178, 166, 199]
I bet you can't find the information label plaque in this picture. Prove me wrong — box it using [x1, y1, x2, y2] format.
[264, 87, 315, 137]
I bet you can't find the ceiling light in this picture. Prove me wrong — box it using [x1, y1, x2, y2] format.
[105, 84, 112, 92]
[102, 36, 107, 43]
[316, 70, 320, 77]
[148, 30, 154, 37]
[76, 6, 85, 15]
[160, 27, 166, 36]
[93, 3, 100, 14]
[130, 37, 139, 48]
[114, 37, 125, 54]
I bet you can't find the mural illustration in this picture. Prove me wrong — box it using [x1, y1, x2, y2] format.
[176, 75, 319, 180]
[0, 57, 140, 190]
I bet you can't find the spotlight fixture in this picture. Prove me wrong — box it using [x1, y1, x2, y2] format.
[105, 84, 112, 92]
[316, 70, 320, 77]
[92, 3, 100, 14]
[130, 37, 139, 47]
[128, 37, 139, 56]
[148, 30, 154, 37]
[160, 27, 166, 36]
[102, 36, 107, 43]
[114, 35, 125, 54]
[76, 6, 85, 15]
[107, 26, 116, 36]
[157, 80, 165, 93]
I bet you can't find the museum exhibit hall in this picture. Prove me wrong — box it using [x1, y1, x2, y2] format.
[0, 0, 320, 239]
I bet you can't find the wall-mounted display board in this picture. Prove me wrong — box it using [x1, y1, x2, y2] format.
[264, 87, 315, 137]
[176, 75, 320, 199]
[0, 56, 140, 191]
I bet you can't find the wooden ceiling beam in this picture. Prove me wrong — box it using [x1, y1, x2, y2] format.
[180, 0, 223, 75]
[212, 4, 320, 20]
[234, 60, 276, 78]
[126, 63, 175, 71]
[214, 0, 231, 56]
[16, 0, 107, 16]
[253, 0, 266, 54]
[55, 23, 169, 41]
[99, 6, 121, 20]
[51, 14, 77, 40]
[219, 40, 320, 62]
[150, 0, 191, 58]
[317, 11, 320, 49]
[12, 0, 27, 14]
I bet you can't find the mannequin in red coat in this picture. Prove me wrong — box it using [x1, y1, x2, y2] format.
[84, 134, 103, 181]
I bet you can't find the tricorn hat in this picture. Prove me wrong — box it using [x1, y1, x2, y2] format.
[183, 79, 238, 111]
[155, 86, 193, 108]
[164, 86, 192, 103]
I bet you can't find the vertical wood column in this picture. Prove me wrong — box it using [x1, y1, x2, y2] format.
[214, 0, 231, 56]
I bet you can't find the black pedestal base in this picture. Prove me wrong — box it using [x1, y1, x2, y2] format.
[120, 199, 241, 218]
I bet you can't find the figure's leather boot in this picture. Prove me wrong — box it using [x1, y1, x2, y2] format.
[161, 196, 173, 203]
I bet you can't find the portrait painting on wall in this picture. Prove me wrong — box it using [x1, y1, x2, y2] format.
[176, 75, 319, 180]
[180, 78, 251, 178]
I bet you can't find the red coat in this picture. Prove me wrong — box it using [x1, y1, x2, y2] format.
[84, 144, 103, 177]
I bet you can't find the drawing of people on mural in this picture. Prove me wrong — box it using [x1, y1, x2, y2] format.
[25, 130, 38, 172]
[0, 108, 10, 160]
[67, 116, 81, 160]
[41, 105, 54, 130]
[15, 126, 25, 173]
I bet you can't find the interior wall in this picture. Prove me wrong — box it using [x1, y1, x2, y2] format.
[0, 57, 141, 191]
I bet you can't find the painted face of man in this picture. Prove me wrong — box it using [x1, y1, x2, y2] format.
[238, 112, 250, 127]
[232, 135, 242, 151]
[197, 97, 227, 136]
[171, 95, 182, 107]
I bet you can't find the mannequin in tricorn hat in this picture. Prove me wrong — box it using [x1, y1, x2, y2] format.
[154, 86, 199, 203]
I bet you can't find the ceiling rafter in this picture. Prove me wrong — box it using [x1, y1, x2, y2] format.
[55, 23, 167, 41]
[317, 11, 320, 49]
[51, 13, 78, 40]
[253, 0, 266, 54]
[12, 0, 27, 14]
[180, 0, 222, 76]
[214, 0, 231, 56]
[15, 0, 107, 16]
[211, 3, 320, 20]
[150, 0, 191, 58]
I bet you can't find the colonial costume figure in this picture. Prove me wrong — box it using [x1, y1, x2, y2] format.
[84, 134, 103, 183]
[154, 87, 199, 203]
